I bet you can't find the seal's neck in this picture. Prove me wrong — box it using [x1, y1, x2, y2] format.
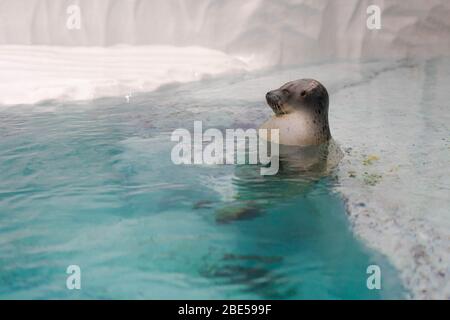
[277, 109, 330, 146]
[309, 106, 331, 143]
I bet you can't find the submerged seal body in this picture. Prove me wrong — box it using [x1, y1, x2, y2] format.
[260, 79, 331, 146]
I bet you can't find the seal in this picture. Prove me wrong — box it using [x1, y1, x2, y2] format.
[260, 79, 331, 146]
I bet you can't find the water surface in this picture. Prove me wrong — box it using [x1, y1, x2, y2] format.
[0, 64, 406, 299]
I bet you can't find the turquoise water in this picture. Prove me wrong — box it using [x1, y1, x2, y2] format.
[0, 72, 405, 299]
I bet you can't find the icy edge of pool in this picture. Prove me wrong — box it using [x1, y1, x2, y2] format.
[0, 45, 255, 106]
[337, 166, 450, 300]
[331, 58, 450, 299]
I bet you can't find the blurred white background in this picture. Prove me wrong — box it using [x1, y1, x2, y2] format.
[0, 0, 449, 65]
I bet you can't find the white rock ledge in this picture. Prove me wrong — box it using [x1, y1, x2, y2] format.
[330, 58, 450, 299]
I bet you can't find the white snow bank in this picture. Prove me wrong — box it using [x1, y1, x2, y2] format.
[0, 45, 250, 105]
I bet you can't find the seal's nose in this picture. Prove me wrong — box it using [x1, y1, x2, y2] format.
[266, 91, 275, 104]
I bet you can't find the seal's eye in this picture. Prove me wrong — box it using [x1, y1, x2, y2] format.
[282, 89, 290, 96]
[300, 90, 307, 97]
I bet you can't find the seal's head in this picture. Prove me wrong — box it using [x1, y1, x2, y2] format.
[265, 79, 329, 117]
[263, 79, 331, 145]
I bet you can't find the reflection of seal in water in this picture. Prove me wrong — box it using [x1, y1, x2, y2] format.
[260, 79, 331, 146]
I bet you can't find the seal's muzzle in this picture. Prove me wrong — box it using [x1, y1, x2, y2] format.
[265, 90, 284, 115]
